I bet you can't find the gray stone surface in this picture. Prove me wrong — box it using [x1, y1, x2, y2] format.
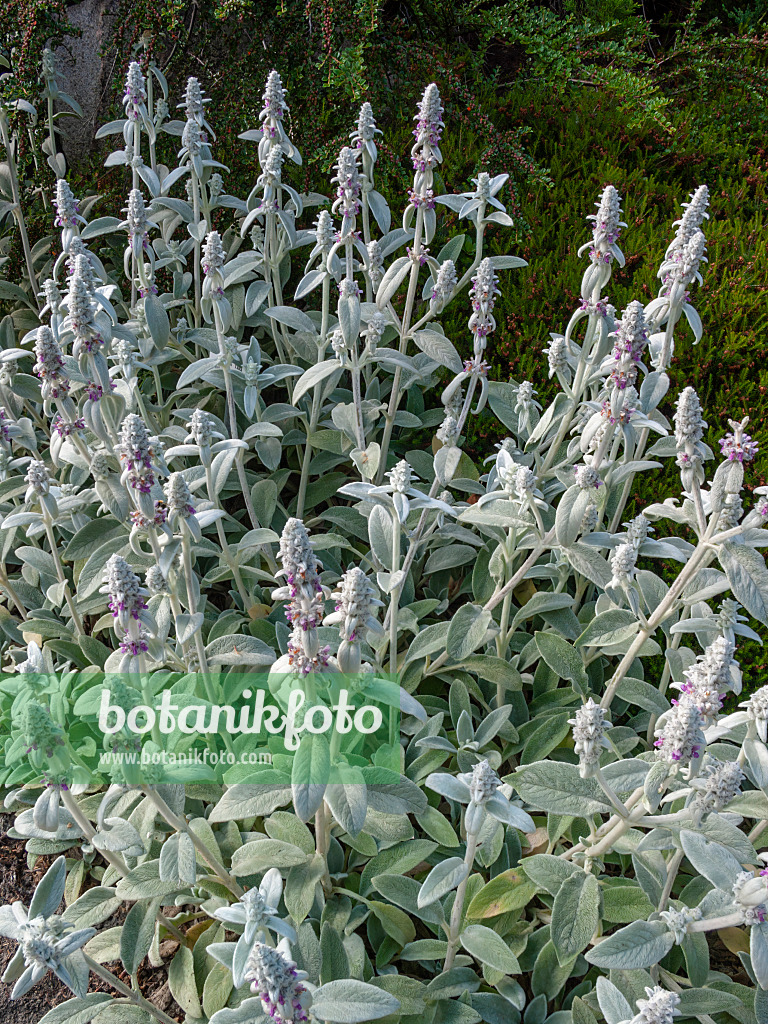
[53, 0, 120, 167]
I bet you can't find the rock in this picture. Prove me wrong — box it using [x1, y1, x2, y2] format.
[53, 0, 120, 168]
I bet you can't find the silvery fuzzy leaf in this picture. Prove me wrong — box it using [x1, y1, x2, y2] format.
[679, 829, 743, 890]
[312, 980, 400, 1023]
[93, 818, 145, 856]
[596, 977, 633, 1024]
[585, 920, 675, 969]
[719, 539, 768, 626]
[292, 360, 342, 404]
[425, 773, 471, 804]
[376, 256, 410, 307]
[417, 857, 468, 908]
[366, 190, 391, 234]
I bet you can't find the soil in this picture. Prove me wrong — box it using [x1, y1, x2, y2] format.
[0, 814, 185, 1023]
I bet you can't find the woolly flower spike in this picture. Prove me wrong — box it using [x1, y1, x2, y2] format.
[569, 698, 612, 778]
[117, 413, 156, 496]
[181, 119, 202, 156]
[588, 185, 625, 250]
[53, 179, 79, 233]
[668, 185, 710, 256]
[720, 416, 758, 463]
[182, 77, 209, 121]
[326, 567, 384, 644]
[628, 987, 680, 1024]
[676, 634, 738, 716]
[202, 230, 225, 274]
[125, 189, 152, 240]
[67, 272, 101, 358]
[741, 685, 768, 742]
[273, 521, 328, 672]
[102, 554, 149, 630]
[674, 388, 706, 445]
[34, 327, 69, 401]
[277, 517, 320, 587]
[690, 758, 744, 813]
[431, 258, 457, 313]
[261, 69, 288, 122]
[0, 858, 96, 999]
[659, 906, 703, 945]
[411, 83, 443, 189]
[123, 61, 146, 121]
[314, 210, 335, 256]
[332, 146, 362, 238]
[608, 300, 649, 390]
[469, 258, 500, 339]
[41, 278, 62, 317]
[245, 941, 310, 1024]
[674, 386, 707, 488]
[673, 229, 707, 286]
[351, 101, 382, 165]
[654, 702, 706, 769]
[732, 871, 768, 925]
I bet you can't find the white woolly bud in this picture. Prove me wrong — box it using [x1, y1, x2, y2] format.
[362, 311, 388, 351]
[658, 906, 702, 945]
[674, 386, 706, 447]
[25, 460, 50, 497]
[126, 189, 151, 237]
[145, 565, 168, 595]
[431, 259, 457, 312]
[574, 464, 602, 490]
[741, 686, 768, 743]
[182, 119, 202, 155]
[628, 987, 681, 1024]
[468, 759, 501, 805]
[690, 758, 744, 813]
[185, 409, 221, 449]
[388, 460, 413, 493]
[580, 503, 599, 536]
[34, 326, 69, 400]
[626, 514, 650, 548]
[610, 542, 638, 585]
[326, 566, 383, 644]
[546, 335, 568, 376]
[732, 871, 768, 925]
[314, 210, 334, 253]
[124, 62, 147, 118]
[569, 698, 611, 777]
[164, 472, 195, 518]
[668, 185, 710, 255]
[202, 231, 225, 274]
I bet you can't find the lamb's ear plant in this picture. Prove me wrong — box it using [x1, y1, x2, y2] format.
[0, 57, 767, 1024]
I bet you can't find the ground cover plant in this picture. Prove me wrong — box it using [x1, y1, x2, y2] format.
[0, 38, 767, 1024]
